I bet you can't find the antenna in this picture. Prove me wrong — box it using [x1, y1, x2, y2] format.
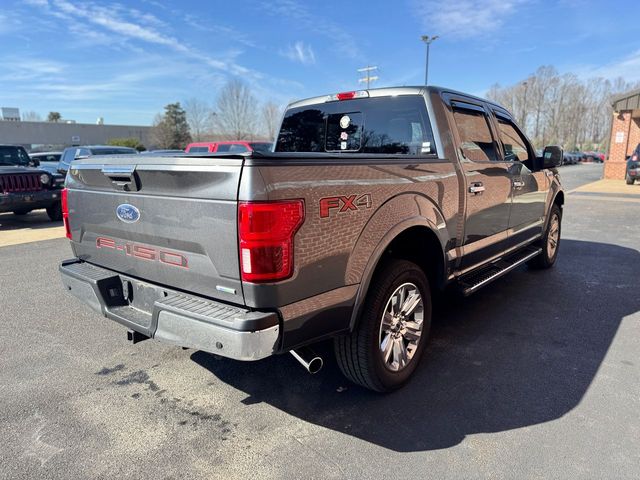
[357, 65, 379, 89]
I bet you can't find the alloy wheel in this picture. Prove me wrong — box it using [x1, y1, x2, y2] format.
[378, 282, 425, 372]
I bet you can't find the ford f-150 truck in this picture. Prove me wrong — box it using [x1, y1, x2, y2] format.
[59, 86, 564, 392]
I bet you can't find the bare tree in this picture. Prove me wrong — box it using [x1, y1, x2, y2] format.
[22, 111, 42, 122]
[486, 65, 640, 150]
[262, 101, 283, 141]
[184, 98, 214, 142]
[213, 79, 257, 140]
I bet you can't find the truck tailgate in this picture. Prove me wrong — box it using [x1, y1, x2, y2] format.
[65, 155, 244, 305]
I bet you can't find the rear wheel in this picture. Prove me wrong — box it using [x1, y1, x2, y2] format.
[528, 204, 562, 269]
[626, 174, 635, 185]
[13, 209, 30, 216]
[46, 201, 63, 221]
[334, 259, 431, 392]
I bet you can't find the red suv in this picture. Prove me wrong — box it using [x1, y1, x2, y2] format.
[185, 141, 272, 154]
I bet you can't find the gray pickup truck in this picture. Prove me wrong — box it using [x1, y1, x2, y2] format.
[59, 86, 564, 392]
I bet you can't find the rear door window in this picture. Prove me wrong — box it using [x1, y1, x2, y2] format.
[188, 146, 210, 153]
[452, 108, 498, 162]
[216, 144, 232, 153]
[276, 95, 435, 155]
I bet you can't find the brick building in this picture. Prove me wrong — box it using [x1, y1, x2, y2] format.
[605, 88, 640, 179]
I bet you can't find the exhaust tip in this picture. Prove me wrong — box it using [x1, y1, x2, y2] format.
[290, 347, 323, 374]
[307, 356, 323, 374]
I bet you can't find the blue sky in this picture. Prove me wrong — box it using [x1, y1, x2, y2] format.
[1, 0, 639, 125]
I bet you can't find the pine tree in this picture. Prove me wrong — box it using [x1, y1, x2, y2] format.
[152, 102, 192, 149]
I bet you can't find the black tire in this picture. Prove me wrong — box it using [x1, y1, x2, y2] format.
[528, 204, 562, 269]
[626, 175, 635, 185]
[334, 259, 432, 392]
[46, 201, 63, 221]
[13, 209, 31, 216]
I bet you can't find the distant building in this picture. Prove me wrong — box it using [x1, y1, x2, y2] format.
[0, 118, 152, 151]
[1, 107, 21, 122]
[606, 88, 640, 179]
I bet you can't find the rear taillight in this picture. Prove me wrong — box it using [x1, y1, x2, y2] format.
[238, 200, 305, 283]
[61, 188, 71, 239]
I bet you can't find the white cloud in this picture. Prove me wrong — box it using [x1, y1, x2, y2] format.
[8, 0, 307, 121]
[282, 41, 316, 65]
[576, 49, 640, 83]
[0, 12, 23, 34]
[413, 0, 528, 38]
[0, 58, 66, 82]
[32, 0, 252, 77]
[262, 0, 360, 59]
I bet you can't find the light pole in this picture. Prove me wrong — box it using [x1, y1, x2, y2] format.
[521, 80, 528, 127]
[421, 35, 439, 85]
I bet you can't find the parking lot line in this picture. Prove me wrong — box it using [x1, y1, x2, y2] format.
[0, 226, 65, 248]
[566, 178, 640, 196]
[568, 193, 640, 204]
[0, 211, 65, 247]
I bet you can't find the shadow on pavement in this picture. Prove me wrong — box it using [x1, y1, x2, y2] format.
[0, 210, 62, 230]
[192, 239, 638, 452]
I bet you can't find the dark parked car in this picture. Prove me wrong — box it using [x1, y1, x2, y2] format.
[0, 145, 63, 220]
[58, 146, 138, 175]
[626, 144, 640, 185]
[563, 151, 581, 165]
[29, 151, 65, 187]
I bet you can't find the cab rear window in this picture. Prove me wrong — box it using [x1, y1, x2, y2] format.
[188, 146, 210, 153]
[276, 96, 435, 155]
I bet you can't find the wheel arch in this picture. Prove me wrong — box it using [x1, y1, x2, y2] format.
[348, 221, 447, 331]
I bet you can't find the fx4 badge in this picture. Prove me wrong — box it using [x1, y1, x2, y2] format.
[320, 194, 372, 218]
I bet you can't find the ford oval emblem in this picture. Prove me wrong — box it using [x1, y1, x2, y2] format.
[116, 204, 140, 223]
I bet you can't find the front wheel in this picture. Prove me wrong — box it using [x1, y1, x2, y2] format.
[334, 259, 431, 392]
[528, 204, 562, 269]
[46, 201, 63, 221]
[626, 174, 635, 185]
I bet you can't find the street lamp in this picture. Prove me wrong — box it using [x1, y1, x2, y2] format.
[421, 35, 439, 85]
[521, 80, 529, 128]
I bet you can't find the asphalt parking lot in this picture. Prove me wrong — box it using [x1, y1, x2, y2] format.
[1, 163, 638, 479]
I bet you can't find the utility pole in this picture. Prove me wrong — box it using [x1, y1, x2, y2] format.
[358, 66, 378, 89]
[420, 35, 439, 85]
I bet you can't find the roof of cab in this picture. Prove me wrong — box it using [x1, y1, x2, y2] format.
[286, 85, 505, 112]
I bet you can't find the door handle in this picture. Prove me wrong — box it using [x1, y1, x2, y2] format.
[513, 180, 525, 189]
[468, 182, 485, 194]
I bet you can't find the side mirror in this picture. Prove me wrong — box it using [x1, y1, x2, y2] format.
[29, 158, 40, 167]
[542, 145, 563, 169]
